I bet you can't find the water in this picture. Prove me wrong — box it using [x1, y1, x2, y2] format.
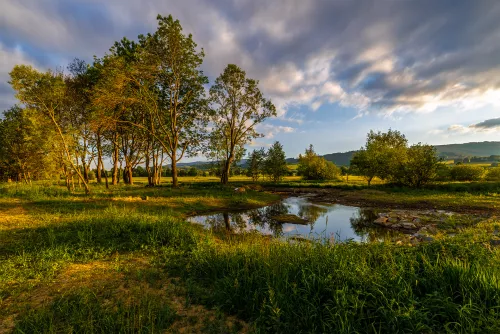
[189, 196, 404, 242]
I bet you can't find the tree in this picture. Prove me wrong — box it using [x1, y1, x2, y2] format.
[298, 145, 340, 181]
[395, 143, 439, 187]
[350, 129, 407, 186]
[350, 149, 376, 185]
[9, 65, 91, 194]
[0, 106, 54, 182]
[247, 148, 266, 181]
[264, 142, 287, 182]
[208, 64, 276, 184]
[93, 15, 208, 188]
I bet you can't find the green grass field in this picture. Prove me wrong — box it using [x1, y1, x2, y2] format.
[1, 180, 500, 333]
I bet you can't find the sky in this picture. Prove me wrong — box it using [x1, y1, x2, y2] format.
[1, 0, 500, 161]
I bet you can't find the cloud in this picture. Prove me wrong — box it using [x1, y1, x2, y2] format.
[471, 118, 500, 130]
[2, 0, 500, 119]
[448, 118, 500, 134]
[258, 124, 295, 139]
[0, 43, 38, 111]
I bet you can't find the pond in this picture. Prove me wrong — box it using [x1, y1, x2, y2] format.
[188, 196, 406, 242]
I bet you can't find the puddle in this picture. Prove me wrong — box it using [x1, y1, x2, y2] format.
[189, 196, 405, 242]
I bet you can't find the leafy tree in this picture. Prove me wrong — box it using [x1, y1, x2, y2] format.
[187, 167, 198, 177]
[9, 65, 91, 194]
[395, 143, 439, 187]
[351, 129, 407, 186]
[264, 142, 287, 182]
[298, 145, 340, 181]
[0, 106, 54, 182]
[208, 64, 276, 184]
[94, 15, 208, 187]
[247, 148, 266, 181]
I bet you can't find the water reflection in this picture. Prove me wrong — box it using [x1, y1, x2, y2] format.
[189, 197, 405, 242]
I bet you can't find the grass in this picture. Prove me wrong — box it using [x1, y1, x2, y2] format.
[1, 180, 500, 333]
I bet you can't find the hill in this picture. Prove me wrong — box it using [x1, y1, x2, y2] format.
[175, 141, 500, 168]
[434, 141, 500, 159]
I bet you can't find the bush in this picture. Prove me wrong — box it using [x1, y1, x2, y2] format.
[485, 167, 500, 181]
[449, 165, 484, 181]
[298, 145, 341, 181]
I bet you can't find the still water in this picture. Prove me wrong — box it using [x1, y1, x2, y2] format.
[189, 196, 404, 242]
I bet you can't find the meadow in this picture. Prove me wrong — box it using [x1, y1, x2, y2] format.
[1, 178, 500, 333]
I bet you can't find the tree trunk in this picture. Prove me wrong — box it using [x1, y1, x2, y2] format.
[96, 134, 102, 184]
[112, 141, 119, 185]
[171, 152, 178, 188]
[221, 155, 233, 185]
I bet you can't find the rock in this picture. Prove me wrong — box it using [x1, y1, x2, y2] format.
[374, 217, 389, 225]
[401, 222, 417, 229]
[490, 239, 500, 247]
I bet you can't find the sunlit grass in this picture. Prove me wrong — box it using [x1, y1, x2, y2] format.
[1, 181, 500, 332]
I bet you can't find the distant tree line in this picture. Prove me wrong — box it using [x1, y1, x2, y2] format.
[0, 15, 276, 192]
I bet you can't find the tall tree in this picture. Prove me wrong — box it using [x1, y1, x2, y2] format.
[209, 64, 276, 184]
[94, 15, 208, 187]
[9, 65, 91, 194]
[247, 148, 266, 181]
[264, 141, 288, 182]
[0, 106, 54, 182]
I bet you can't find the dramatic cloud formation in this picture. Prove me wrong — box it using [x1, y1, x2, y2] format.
[2, 0, 500, 152]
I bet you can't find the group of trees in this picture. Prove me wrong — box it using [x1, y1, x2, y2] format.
[0, 15, 276, 192]
[350, 130, 440, 187]
[246, 141, 288, 182]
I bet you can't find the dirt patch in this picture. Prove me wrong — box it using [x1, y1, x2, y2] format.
[270, 188, 498, 215]
[0, 199, 32, 231]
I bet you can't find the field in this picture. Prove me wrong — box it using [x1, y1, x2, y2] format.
[1, 179, 500, 333]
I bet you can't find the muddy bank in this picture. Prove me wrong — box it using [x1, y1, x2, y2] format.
[268, 187, 497, 215]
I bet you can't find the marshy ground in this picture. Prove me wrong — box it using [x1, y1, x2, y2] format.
[1, 178, 500, 333]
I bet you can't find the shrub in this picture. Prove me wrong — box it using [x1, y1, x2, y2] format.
[449, 165, 484, 181]
[485, 167, 500, 181]
[298, 145, 340, 181]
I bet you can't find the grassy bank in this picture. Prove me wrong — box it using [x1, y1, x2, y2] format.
[1, 182, 500, 333]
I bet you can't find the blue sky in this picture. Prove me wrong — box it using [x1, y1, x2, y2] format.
[2, 0, 500, 161]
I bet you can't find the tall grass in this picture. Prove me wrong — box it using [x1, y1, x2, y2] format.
[3, 182, 500, 333]
[166, 238, 500, 333]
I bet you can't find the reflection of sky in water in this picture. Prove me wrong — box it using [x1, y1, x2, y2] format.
[189, 196, 403, 242]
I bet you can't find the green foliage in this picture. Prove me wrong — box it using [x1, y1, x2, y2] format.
[485, 167, 500, 181]
[247, 148, 266, 181]
[263, 142, 288, 182]
[450, 165, 484, 181]
[208, 64, 276, 184]
[352, 130, 440, 187]
[394, 143, 440, 187]
[298, 145, 341, 181]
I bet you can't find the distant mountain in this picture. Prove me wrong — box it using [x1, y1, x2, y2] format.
[434, 141, 500, 159]
[289, 141, 500, 166]
[173, 141, 500, 168]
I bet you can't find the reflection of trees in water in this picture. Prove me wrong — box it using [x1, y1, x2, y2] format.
[350, 208, 402, 242]
[204, 212, 248, 233]
[297, 203, 329, 231]
[248, 202, 290, 237]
